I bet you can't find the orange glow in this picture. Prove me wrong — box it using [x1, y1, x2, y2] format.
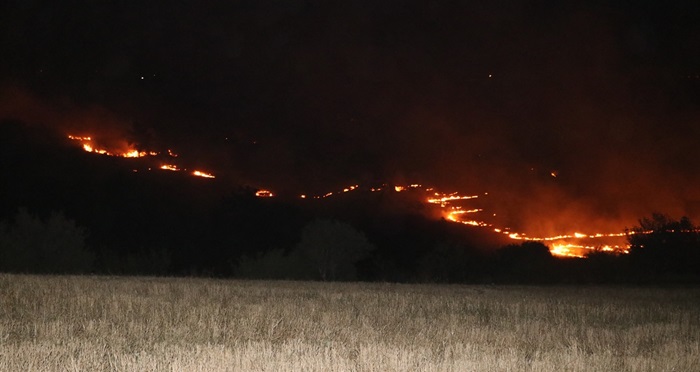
[550, 243, 586, 258]
[64, 135, 641, 259]
[122, 149, 147, 158]
[68, 134, 156, 158]
[549, 241, 629, 258]
[68, 133, 224, 181]
[255, 189, 274, 197]
[192, 170, 215, 178]
[67, 135, 92, 141]
[293, 183, 633, 258]
[160, 164, 180, 171]
[427, 193, 479, 205]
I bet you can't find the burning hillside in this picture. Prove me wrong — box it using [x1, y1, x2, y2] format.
[254, 182, 634, 258]
[63, 132, 654, 258]
[67, 134, 216, 179]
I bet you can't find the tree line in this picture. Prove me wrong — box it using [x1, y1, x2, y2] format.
[1, 206, 698, 284]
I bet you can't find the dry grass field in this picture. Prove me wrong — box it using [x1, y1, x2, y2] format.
[0, 274, 698, 371]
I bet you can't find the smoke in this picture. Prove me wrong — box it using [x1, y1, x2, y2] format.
[0, 84, 162, 154]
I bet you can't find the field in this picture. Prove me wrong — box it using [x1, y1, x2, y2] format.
[0, 274, 698, 371]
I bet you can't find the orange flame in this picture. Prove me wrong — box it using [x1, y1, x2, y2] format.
[160, 164, 180, 171]
[68, 134, 156, 158]
[64, 135, 640, 259]
[192, 170, 215, 179]
[255, 189, 274, 197]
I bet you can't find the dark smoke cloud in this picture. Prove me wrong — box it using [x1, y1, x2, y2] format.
[2, 0, 699, 235]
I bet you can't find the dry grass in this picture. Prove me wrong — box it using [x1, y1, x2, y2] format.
[0, 274, 698, 371]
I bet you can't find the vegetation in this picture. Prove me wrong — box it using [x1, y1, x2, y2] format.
[627, 213, 700, 282]
[0, 274, 698, 371]
[0, 209, 93, 273]
[2, 122, 700, 283]
[297, 219, 375, 280]
[3, 207, 700, 284]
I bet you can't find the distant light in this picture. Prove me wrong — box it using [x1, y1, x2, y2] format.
[488, 74, 492, 78]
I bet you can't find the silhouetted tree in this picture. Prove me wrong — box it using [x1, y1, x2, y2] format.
[628, 213, 700, 281]
[297, 219, 375, 281]
[0, 208, 94, 273]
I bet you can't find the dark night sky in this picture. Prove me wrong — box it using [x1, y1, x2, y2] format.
[2, 0, 700, 235]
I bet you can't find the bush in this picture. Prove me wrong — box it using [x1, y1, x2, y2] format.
[628, 213, 700, 281]
[493, 241, 554, 283]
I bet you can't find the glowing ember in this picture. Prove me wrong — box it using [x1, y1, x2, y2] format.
[426, 193, 479, 207]
[255, 189, 274, 197]
[67, 135, 91, 141]
[122, 149, 147, 158]
[192, 170, 215, 178]
[160, 164, 180, 171]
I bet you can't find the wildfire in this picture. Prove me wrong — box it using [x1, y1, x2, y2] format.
[65, 133, 637, 258]
[67, 135, 91, 141]
[192, 170, 215, 178]
[160, 164, 180, 171]
[421, 187, 632, 258]
[427, 192, 480, 207]
[68, 134, 219, 180]
[255, 189, 274, 197]
[395, 184, 422, 192]
[549, 243, 626, 258]
[285, 184, 632, 257]
[68, 134, 157, 158]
